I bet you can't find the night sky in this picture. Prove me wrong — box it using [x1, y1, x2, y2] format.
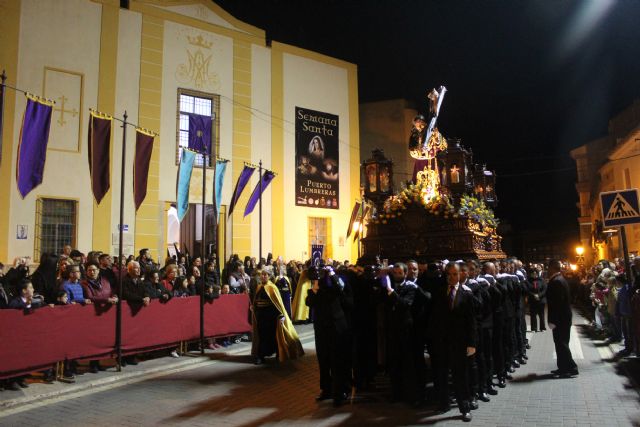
[216, 0, 640, 248]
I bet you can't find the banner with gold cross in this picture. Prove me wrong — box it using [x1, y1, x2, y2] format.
[42, 67, 83, 152]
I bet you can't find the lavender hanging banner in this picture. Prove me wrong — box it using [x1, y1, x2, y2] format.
[243, 170, 275, 217]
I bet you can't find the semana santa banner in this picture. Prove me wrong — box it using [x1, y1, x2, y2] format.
[295, 107, 339, 209]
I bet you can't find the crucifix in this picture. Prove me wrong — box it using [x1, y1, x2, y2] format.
[450, 164, 460, 184]
[54, 95, 78, 126]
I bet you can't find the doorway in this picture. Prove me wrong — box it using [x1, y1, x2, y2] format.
[308, 217, 332, 260]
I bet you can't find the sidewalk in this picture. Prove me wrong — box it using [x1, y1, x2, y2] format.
[0, 325, 316, 416]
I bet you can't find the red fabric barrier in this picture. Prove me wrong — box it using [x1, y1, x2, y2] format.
[0, 303, 116, 378]
[204, 294, 252, 337]
[0, 294, 250, 379]
[121, 297, 201, 352]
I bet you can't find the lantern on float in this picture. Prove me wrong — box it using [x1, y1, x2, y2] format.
[473, 164, 498, 207]
[442, 138, 474, 200]
[362, 149, 393, 208]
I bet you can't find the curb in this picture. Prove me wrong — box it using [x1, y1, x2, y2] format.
[0, 329, 316, 417]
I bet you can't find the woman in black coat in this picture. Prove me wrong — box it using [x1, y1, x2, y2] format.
[30, 253, 59, 304]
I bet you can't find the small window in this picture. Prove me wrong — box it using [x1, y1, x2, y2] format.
[34, 198, 77, 258]
[624, 168, 632, 189]
[176, 89, 220, 167]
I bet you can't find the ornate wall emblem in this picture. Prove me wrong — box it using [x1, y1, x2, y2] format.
[175, 34, 220, 90]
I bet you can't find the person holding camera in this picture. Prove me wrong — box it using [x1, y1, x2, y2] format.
[305, 263, 353, 407]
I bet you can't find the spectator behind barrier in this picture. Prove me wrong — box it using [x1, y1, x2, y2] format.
[82, 262, 118, 305]
[61, 264, 92, 306]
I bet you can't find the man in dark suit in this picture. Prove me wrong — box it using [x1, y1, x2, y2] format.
[546, 260, 578, 377]
[481, 262, 506, 389]
[528, 269, 547, 332]
[428, 262, 477, 422]
[383, 262, 430, 406]
[305, 264, 353, 407]
[120, 261, 149, 366]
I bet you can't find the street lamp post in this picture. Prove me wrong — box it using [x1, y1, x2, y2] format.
[575, 245, 585, 272]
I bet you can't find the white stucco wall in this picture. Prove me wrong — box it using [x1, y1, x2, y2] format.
[281, 53, 352, 262]
[9, 0, 101, 260]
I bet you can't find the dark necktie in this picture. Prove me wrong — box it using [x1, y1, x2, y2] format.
[449, 286, 456, 309]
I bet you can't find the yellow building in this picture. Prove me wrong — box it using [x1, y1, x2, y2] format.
[0, 0, 360, 264]
[570, 100, 640, 264]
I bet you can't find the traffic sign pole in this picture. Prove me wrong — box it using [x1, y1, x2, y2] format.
[620, 225, 632, 285]
[600, 189, 639, 283]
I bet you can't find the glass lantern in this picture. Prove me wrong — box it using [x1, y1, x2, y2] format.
[473, 164, 498, 207]
[362, 149, 394, 207]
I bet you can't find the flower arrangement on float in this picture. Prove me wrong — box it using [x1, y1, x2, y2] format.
[370, 180, 455, 225]
[458, 194, 499, 231]
[369, 181, 498, 233]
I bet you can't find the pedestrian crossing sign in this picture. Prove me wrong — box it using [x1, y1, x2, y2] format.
[600, 189, 640, 227]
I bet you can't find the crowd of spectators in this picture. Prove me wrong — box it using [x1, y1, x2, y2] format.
[568, 256, 640, 357]
[0, 245, 353, 392]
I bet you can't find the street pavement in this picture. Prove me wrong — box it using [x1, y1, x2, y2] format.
[1, 310, 640, 426]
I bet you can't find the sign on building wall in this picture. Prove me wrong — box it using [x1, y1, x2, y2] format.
[295, 107, 339, 209]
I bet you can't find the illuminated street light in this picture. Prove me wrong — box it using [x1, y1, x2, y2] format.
[575, 246, 584, 256]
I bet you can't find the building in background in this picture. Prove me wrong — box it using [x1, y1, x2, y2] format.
[0, 0, 360, 264]
[570, 99, 640, 264]
[359, 99, 417, 191]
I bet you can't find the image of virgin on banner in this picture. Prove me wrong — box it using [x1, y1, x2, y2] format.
[295, 107, 339, 209]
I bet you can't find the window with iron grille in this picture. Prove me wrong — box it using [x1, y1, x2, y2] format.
[176, 89, 220, 167]
[34, 198, 77, 259]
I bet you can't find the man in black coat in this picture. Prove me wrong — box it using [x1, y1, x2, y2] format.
[349, 266, 379, 393]
[383, 262, 430, 406]
[427, 262, 477, 422]
[306, 264, 353, 407]
[466, 260, 495, 401]
[547, 260, 578, 377]
[122, 261, 150, 306]
[98, 254, 117, 289]
[121, 261, 149, 366]
[528, 269, 547, 332]
[480, 262, 506, 388]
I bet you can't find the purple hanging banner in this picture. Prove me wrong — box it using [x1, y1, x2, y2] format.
[16, 95, 53, 198]
[227, 165, 255, 217]
[188, 113, 212, 154]
[243, 171, 275, 217]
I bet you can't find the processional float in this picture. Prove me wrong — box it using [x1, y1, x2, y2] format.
[359, 86, 506, 263]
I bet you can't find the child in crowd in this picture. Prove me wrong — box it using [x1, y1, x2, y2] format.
[61, 264, 92, 306]
[56, 290, 68, 305]
[173, 276, 193, 298]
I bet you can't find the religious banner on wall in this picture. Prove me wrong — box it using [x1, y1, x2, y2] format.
[295, 107, 339, 209]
